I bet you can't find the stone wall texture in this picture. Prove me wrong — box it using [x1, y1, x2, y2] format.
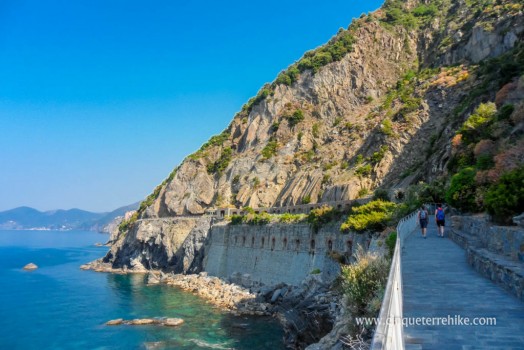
[450, 215, 524, 301]
[203, 222, 370, 286]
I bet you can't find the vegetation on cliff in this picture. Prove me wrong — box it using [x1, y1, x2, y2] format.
[127, 0, 524, 228]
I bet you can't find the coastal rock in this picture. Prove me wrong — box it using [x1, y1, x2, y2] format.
[23, 263, 38, 270]
[106, 318, 184, 327]
[128, 318, 156, 325]
[105, 319, 124, 326]
[98, 216, 212, 273]
[163, 318, 184, 327]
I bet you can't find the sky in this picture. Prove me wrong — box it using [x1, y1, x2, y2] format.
[0, 0, 384, 213]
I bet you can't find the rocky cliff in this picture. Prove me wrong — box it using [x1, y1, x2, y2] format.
[90, 1, 524, 348]
[133, 0, 524, 219]
[101, 217, 212, 273]
[96, 0, 524, 270]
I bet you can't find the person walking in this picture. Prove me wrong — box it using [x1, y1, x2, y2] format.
[418, 205, 429, 239]
[435, 203, 445, 237]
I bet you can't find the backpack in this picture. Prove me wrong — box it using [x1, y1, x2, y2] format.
[436, 208, 445, 220]
[420, 210, 427, 219]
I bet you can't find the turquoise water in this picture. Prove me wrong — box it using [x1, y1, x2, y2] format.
[0, 230, 285, 349]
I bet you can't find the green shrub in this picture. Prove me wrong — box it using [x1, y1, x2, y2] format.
[333, 117, 343, 127]
[381, 119, 394, 136]
[287, 109, 305, 127]
[373, 189, 390, 202]
[262, 140, 279, 159]
[412, 4, 437, 17]
[230, 214, 244, 225]
[322, 174, 331, 185]
[292, 30, 354, 74]
[340, 200, 397, 233]
[476, 154, 494, 170]
[243, 212, 271, 225]
[302, 195, 311, 204]
[207, 147, 233, 174]
[275, 72, 292, 86]
[270, 122, 280, 133]
[497, 104, 514, 122]
[199, 131, 229, 152]
[355, 164, 372, 177]
[278, 213, 306, 223]
[370, 145, 389, 164]
[243, 206, 255, 214]
[445, 167, 480, 212]
[459, 103, 497, 144]
[312, 123, 320, 138]
[382, 1, 418, 29]
[358, 188, 370, 198]
[485, 165, 524, 224]
[385, 232, 397, 258]
[308, 205, 340, 233]
[118, 211, 138, 234]
[340, 249, 389, 316]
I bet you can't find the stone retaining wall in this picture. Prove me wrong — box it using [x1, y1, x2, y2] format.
[451, 215, 524, 301]
[452, 215, 524, 262]
[203, 222, 370, 286]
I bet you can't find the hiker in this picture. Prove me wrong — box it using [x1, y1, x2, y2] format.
[435, 203, 445, 237]
[418, 205, 429, 239]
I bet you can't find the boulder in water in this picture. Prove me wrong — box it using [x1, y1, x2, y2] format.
[106, 319, 124, 325]
[23, 263, 38, 271]
[163, 318, 184, 327]
[128, 318, 157, 325]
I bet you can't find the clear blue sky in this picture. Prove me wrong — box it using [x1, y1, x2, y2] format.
[0, 0, 384, 213]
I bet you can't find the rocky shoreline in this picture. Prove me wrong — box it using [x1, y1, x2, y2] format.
[81, 260, 349, 349]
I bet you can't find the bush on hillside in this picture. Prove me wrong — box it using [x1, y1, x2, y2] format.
[261, 140, 279, 159]
[287, 109, 305, 127]
[485, 165, 524, 224]
[385, 232, 397, 258]
[373, 189, 390, 202]
[341, 200, 397, 233]
[340, 248, 389, 334]
[308, 206, 340, 233]
[207, 147, 233, 174]
[445, 167, 480, 212]
[458, 103, 497, 144]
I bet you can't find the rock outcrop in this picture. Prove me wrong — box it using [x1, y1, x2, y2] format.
[89, 216, 212, 273]
[23, 263, 38, 271]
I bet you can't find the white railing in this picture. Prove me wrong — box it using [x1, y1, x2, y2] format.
[370, 205, 424, 350]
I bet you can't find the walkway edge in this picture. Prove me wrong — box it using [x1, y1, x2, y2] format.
[371, 205, 423, 350]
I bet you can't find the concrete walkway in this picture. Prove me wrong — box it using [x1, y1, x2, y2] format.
[402, 224, 524, 350]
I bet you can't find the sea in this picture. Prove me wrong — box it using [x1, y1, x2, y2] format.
[0, 230, 285, 350]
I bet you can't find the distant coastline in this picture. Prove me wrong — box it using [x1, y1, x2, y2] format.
[0, 203, 139, 233]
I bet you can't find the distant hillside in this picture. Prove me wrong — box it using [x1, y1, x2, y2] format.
[80, 202, 140, 232]
[0, 203, 139, 232]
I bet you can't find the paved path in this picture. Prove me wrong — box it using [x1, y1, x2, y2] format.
[402, 224, 524, 350]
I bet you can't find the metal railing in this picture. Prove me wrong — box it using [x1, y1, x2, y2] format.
[370, 205, 425, 350]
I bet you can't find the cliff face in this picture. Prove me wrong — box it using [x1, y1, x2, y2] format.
[99, 0, 524, 273]
[138, 0, 524, 218]
[103, 217, 212, 273]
